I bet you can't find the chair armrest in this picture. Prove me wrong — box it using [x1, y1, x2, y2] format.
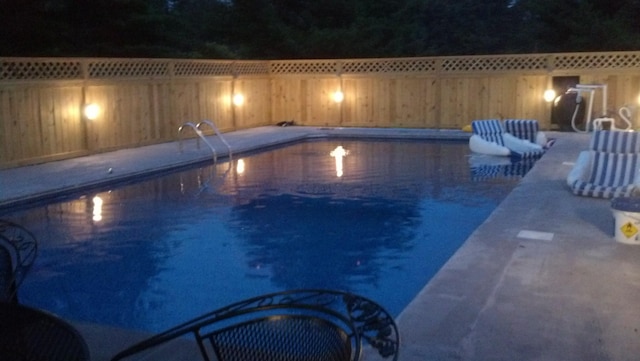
[468, 134, 510, 156]
[502, 133, 544, 154]
[567, 151, 592, 187]
[536, 131, 549, 147]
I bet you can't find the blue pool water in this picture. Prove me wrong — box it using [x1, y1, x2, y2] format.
[2, 139, 527, 333]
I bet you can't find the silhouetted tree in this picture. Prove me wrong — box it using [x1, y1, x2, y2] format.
[1, 0, 639, 58]
[512, 0, 640, 53]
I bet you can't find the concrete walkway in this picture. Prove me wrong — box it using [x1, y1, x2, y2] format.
[398, 131, 640, 361]
[2, 126, 639, 361]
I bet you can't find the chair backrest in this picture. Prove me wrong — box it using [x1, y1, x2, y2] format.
[471, 120, 505, 146]
[589, 130, 640, 153]
[0, 235, 19, 302]
[587, 151, 640, 187]
[209, 315, 352, 361]
[0, 302, 91, 361]
[504, 119, 539, 143]
[111, 289, 399, 361]
[0, 220, 38, 303]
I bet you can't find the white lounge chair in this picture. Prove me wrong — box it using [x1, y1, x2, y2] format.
[567, 130, 640, 198]
[588, 129, 640, 153]
[567, 150, 640, 198]
[504, 119, 548, 147]
[469, 119, 544, 158]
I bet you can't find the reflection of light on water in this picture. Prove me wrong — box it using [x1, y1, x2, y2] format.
[92, 196, 103, 222]
[330, 146, 349, 177]
[236, 159, 245, 174]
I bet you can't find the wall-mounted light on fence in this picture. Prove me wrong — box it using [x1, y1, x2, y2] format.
[332, 90, 344, 103]
[84, 103, 100, 120]
[543, 89, 557, 103]
[232, 94, 245, 106]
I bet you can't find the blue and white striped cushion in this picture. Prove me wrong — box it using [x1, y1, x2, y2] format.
[471, 120, 505, 146]
[470, 158, 537, 181]
[504, 119, 539, 143]
[571, 151, 640, 198]
[572, 181, 637, 198]
[587, 151, 638, 185]
[589, 130, 640, 153]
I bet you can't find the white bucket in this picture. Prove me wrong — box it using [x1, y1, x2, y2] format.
[611, 198, 640, 245]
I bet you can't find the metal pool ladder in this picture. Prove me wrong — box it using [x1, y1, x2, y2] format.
[197, 120, 232, 159]
[178, 120, 232, 163]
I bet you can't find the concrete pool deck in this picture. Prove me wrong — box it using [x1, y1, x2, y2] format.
[1, 126, 639, 360]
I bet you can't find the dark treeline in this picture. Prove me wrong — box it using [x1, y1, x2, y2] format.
[1, 0, 639, 59]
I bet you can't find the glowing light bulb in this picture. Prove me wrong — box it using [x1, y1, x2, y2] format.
[232, 94, 245, 106]
[84, 103, 100, 120]
[543, 89, 556, 103]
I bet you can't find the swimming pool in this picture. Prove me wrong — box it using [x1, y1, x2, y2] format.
[2, 138, 527, 333]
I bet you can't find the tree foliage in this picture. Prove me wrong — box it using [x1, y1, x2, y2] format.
[0, 0, 639, 58]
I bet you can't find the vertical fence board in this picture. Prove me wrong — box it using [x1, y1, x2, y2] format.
[439, 78, 462, 127]
[232, 77, 271, 129]
[344, 77, 381, 127]
[298, 77, 340, 126]
[198, 79, 234, 132]
[155, 83, 176, 140]
[614, 75, 640, 128]
[0, 88, 11, 163]
[515, 76, 548, 123]
[394, 77, 424, 127]
[271, 77, 303, 124]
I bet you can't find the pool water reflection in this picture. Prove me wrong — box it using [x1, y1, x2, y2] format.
[4, 139, 525, 333]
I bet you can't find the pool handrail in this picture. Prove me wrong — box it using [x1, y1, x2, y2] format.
[197, 119, 233, 160]
[178, 122, 218, 163]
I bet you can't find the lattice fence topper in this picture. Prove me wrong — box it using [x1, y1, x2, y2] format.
[174, 60, 234, 77]
[233, 61, 270, 75]
[553, 52, 640, 70]
[441, 54, 549, 72]
[87, 60, 170, 78]
[270, 60, 339, 74]
[341, 58, 439, 73]
[2, 51, 640, 81]
[0, 59, 82, 80]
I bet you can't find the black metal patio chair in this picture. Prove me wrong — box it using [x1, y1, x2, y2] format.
[0, 219, 38, 303]
[0, 301, 91, 361]
[111, 289, 399, 361]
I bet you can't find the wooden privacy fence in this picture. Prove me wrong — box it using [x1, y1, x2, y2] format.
[1, 51, 640, 168]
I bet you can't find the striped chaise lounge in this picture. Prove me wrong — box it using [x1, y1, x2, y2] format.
[567, 130, 640, 198]
[469, 119, 544, 158]
[504, 119, 549, 148]
[588, 129, 640, 153]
